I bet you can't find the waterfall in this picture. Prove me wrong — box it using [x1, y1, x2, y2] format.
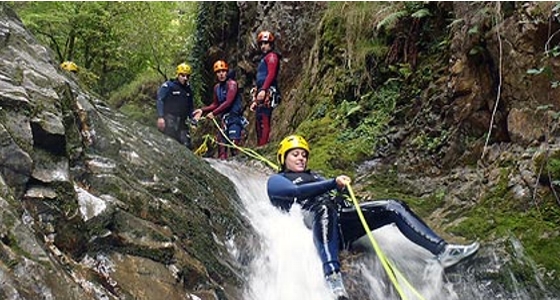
[210, 160, 557, 300]
[211, 160, 333, 299]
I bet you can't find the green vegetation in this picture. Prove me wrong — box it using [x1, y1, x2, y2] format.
[293, 2, 560, 291]
[107, 70, 162, 127]
[450, 168, 560, 290]
[296, 2, 447, 177]
[13, 1, 198, 98]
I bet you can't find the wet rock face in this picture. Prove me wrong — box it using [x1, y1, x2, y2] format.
[447, 2, 560, 148]
[0, 4, 248, 300]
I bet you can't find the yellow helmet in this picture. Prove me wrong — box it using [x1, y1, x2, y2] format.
[213, 60, 228, 73]
[176, 63, 192, 76]
[277, 135, 310, 166]
[60, 61, 78, 72]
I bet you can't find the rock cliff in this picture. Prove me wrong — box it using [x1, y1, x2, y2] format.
[0, 4, 249, 299]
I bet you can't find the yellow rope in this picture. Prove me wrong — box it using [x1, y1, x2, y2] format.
[345, 183, 426, 300]
[208, 117, 280, 171]
[193, 134, 214, 156]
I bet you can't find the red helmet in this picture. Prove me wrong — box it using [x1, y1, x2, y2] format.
[213, 60, 228, 73]
[257, 31, 275, 43]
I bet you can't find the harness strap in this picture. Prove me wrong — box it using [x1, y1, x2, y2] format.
[251, 86, 280, 108]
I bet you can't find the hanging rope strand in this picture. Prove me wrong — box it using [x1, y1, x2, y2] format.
[193, 117, 279, 170]
[345, 183, 427, 300]
[481, 2, 503, 160]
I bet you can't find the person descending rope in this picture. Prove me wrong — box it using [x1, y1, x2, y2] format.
[266, 135, 480, 299]
[156, 63, 195, 149]
[250, 30, 282, 146]
[193, 60, 246, 160]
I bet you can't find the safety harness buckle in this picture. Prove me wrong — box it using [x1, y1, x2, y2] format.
[251, 86, 281, 108]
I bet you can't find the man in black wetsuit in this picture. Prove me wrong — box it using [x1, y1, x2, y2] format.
[156, 63, 195, 149]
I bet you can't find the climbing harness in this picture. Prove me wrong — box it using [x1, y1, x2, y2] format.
[250, 86, 281, 108]
[345, 183, 426, 300]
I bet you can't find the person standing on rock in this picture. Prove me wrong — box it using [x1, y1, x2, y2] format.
[156, 63, 195, 150]
[250, 30, 282, 147]
[267, 134, 480, 299]
[193, 60, 246, 160]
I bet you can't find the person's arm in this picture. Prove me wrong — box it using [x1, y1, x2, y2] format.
[193, 96, 218, 121]
[186, 84, 194, 118]
[260, 52, 279, 91]
[212, 80, 238, 115]
[201, 84, 220, 114]
[156, 82, 169, 118]
[267, 174, 337, 206]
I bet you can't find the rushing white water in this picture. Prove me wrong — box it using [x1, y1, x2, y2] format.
[211, 160, 333, 299]
[211, 160, 465, 300]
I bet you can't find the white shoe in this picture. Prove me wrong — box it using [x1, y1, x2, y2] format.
[325, 272, 349, 299]
[437, 242, 480, 268]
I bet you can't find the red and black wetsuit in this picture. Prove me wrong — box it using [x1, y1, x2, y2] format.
[255, 50, 281, 146]
[200, 78, 243, 159]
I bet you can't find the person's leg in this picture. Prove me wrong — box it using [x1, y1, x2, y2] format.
[216, 119, 228, 160]
[163, 114, 180, 141]
[226, 122, 242, 157]
[339, 198, 479, 268]
[255, 107, 272, 146]
[255, 109, 264, 146]
[303, 204, 341, 276]
[303, 203, 349, 299]
[339, 199, 446, 254]
[177, 118, 192, 150]
[217, 123, 228, 160]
